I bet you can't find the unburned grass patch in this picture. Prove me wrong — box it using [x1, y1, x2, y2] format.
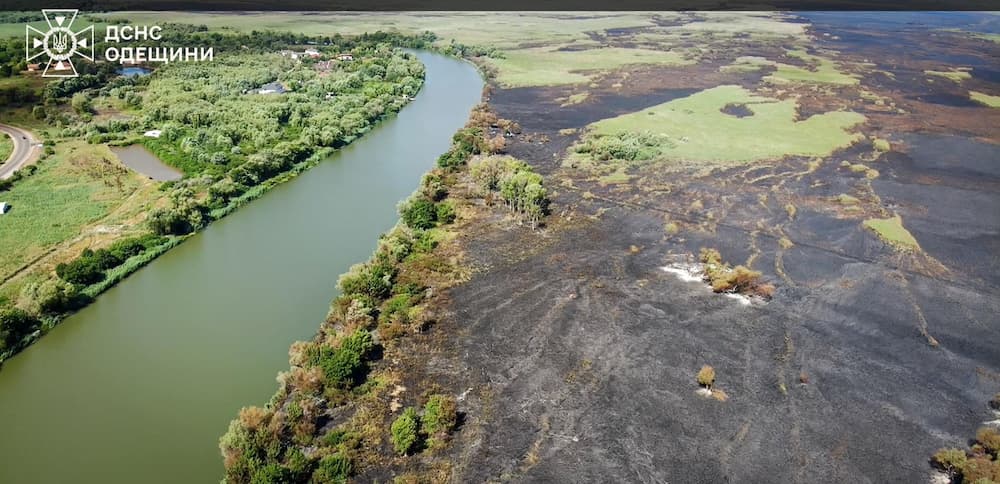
[572, 85, 864, 166]
[483, 46, 691, 87]
[863, 214, 919, 250]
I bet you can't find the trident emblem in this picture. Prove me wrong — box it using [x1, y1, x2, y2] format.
[25, 10, 94, 78]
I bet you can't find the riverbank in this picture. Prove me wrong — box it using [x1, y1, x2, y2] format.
[0, 50, 484, 484]
[218, 100, 550, 482]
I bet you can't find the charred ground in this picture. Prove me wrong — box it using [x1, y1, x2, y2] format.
[413, 15, 1000, 484]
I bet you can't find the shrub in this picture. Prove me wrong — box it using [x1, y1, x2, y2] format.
[0, 307, 40, 351]
[56, 255, 105, 286]
[699, 247, 773, 298]
[337, 262, 395, 300]
[391, 407, 421, 455]
[307, 330, 375, 389]
[283, 447, 314, 481]
[401, 197, 437, 230]
[697, 365, 716, 389]
[978, 427, 1000, 454]
[421, 394, 458, 437]
[436, 201, 457, 225]
[312, 454, 351, 483]
[932, 448, 967, 473]
[420, 172, 448, 201]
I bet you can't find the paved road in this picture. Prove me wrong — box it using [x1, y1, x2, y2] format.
[0, 123, 40, 180]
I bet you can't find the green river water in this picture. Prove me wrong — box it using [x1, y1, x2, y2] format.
[0, 51, 483, 483]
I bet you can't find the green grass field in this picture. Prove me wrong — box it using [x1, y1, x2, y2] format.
[0, 132, 11, 163]
[721, 50, 858, 86]
[580, 85, 865, 164]
[924, 68, 973, 82]
[970, 90, 1000, 107]
[0, 142, 146, 280]
[863, 214, 919, 250]
[485, 46, 691, 87]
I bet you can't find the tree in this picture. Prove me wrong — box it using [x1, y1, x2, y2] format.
[0, 307, 40, 351]
[70, 92, 93, 114]
[391, 407, 420, 455]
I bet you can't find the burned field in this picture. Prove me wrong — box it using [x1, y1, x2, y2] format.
[413, 14, 1000, 483]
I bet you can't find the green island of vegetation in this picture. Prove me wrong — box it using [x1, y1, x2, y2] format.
[863, 214, 920, 250]
[971, 90, 1000, 108]
[569, 84, 865, 166]
[0, 23, 435, 365]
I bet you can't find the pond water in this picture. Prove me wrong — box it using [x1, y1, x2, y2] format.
[119, 66, 152, 77]
[111, 144, 183, 181]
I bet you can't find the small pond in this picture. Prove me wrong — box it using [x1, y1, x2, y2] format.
[111, 144, 183, 181]
[118, 66, 152, 77]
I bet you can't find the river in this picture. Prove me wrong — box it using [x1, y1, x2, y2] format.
[0, 51, 483, 483]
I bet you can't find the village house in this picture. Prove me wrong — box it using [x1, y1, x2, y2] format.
[26, 63, 40, 72]
[337, 53, 354, 61]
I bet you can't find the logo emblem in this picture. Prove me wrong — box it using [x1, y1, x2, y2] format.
[25, 10, 94, 78]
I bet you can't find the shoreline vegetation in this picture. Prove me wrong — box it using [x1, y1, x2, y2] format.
[219, 102, 550, 483]
[0, 27, 438, 367]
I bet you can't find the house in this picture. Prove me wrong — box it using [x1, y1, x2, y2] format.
[0, 202, 9, 214]
[26, 63, 40, 72]
[144, 130, 162, 138]
[337, 53, 354, 61]
[303, 49, 321, 59]
[257, 82, 286, 95]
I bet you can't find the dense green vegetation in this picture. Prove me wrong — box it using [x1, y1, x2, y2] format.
[0, 27, 431, 365]
[571, 85, 865, 166]
[0, 132, 11, 162]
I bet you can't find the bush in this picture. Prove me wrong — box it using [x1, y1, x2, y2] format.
[17, 279, 86, 315]
[391, 407, 421, 455]
[421, 394, 458, 437]
[436, 201, 456, 225]
[306, 330, 375, 389]
[312, 454, 351, 483]
[699, 247, 773, 298]
[697, 365, 716, 388]
[932, 448, 968, 473]
[978, 427, 1000, 454]
[401, 197, 437, 230]
[56, 254, 106, 286]
[0, 307, 40, 351]
[337, 262, 395, 300]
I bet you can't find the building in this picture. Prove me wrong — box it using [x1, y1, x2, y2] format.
[303, 49, 321, 59]
[26, 63, 40, 72]
[337, 53, 354, 61]
[143, 130, 162, 138]
[0, 202, 9, 214]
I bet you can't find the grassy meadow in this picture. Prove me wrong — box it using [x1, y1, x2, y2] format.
[581, 85, 865, 164]
[863, 214, 920, 250]
[0, 132, 11, 163]
[0, 141, 157, 303]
